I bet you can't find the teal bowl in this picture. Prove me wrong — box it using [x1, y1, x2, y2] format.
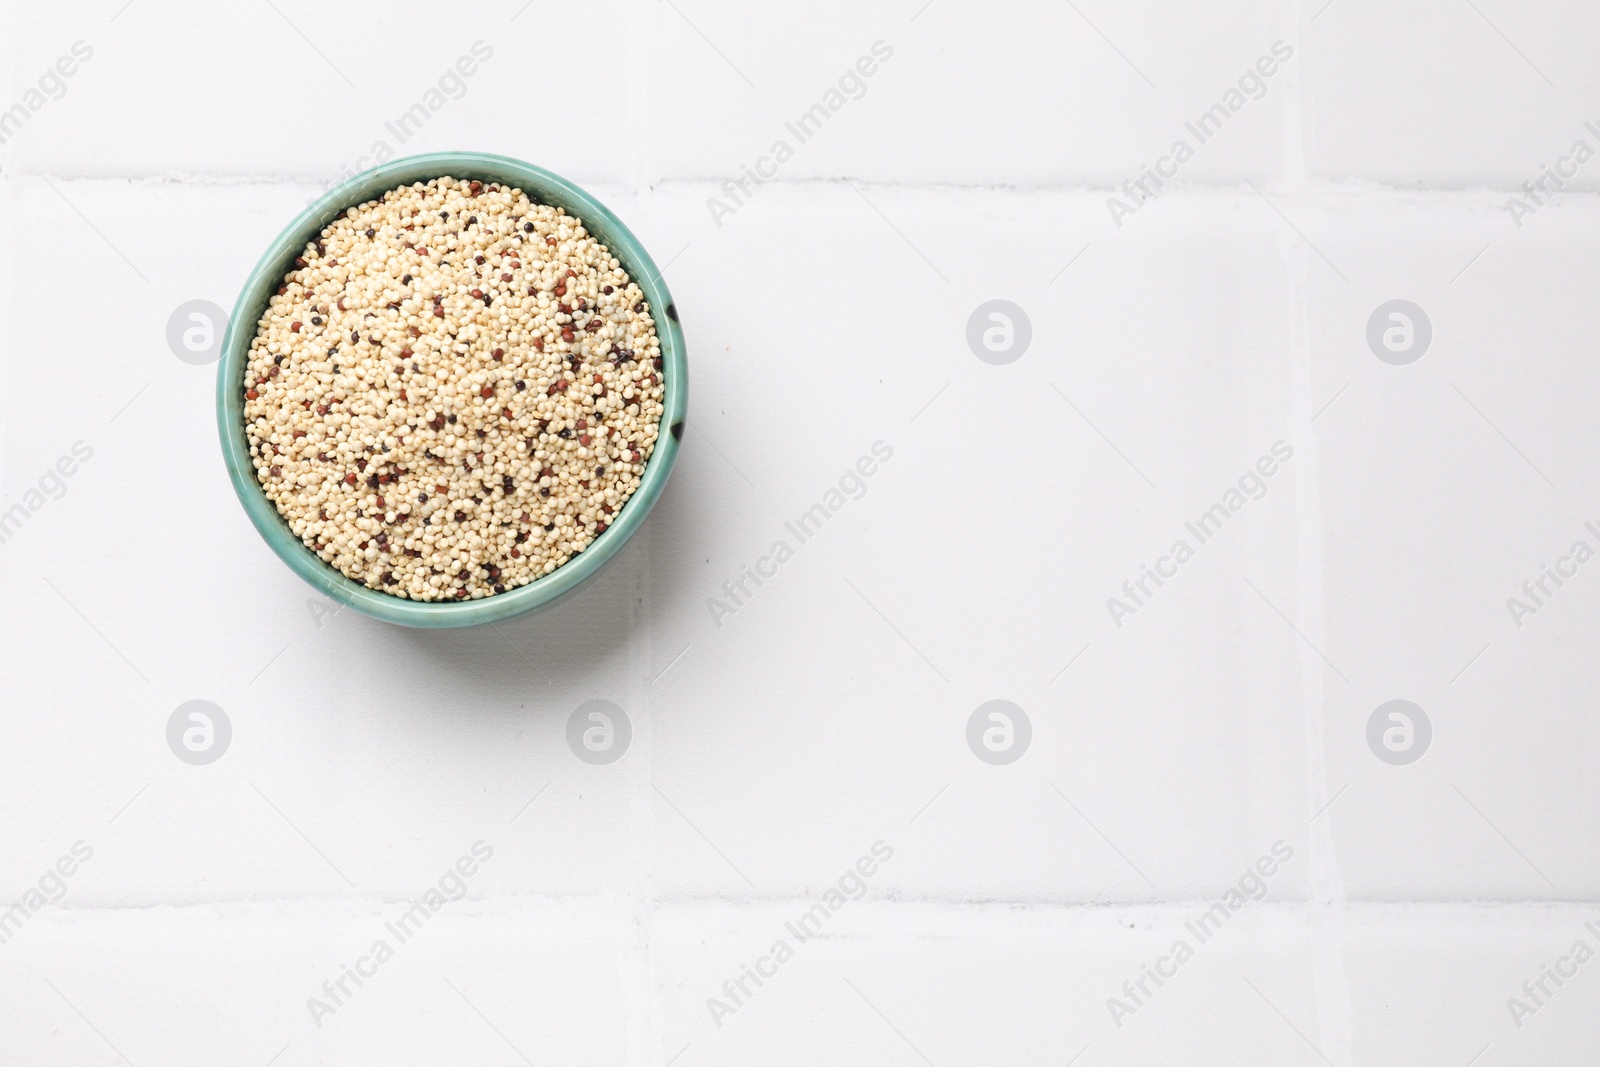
[217, 152, 687, 628]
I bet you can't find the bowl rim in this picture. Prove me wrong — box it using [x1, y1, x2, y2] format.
[216, 151, 686, 628]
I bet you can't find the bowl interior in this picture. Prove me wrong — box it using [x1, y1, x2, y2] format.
[216, 152, 686, 628]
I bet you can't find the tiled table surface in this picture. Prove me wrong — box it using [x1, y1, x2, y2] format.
[2, 2, 1598, 1064]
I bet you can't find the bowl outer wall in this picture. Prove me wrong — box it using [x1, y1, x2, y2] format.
[215, 152, 686, 628]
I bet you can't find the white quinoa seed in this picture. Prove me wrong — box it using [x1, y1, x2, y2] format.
[243, 177, 665, 602]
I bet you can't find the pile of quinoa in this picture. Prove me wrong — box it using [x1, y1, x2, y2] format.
[243, 176, 665, 601]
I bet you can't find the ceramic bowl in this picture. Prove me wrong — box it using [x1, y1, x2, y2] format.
[216, 152, 686, 627]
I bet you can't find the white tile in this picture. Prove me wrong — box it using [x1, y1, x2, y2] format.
[648, 0, 1291, 186]
[10, 7, 1600, 1061]
[0, 904, 631, 1067]
[1305, 196, 1600, 899]
[1343, 913, 1600, 1066]
[1304, 0, 1600, 188]
[655, 904, 1318, 1066]
[5, 2, 633, 185]
[0, 178, 647, 900]
[635, 184, 1308, 901]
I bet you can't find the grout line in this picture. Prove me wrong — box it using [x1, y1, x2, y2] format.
[12, 22, 1597, 1055]
[1282, 4, 1356, 1053]
[28, 896, 1600, 923]
[14, 170, 1600, 200]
